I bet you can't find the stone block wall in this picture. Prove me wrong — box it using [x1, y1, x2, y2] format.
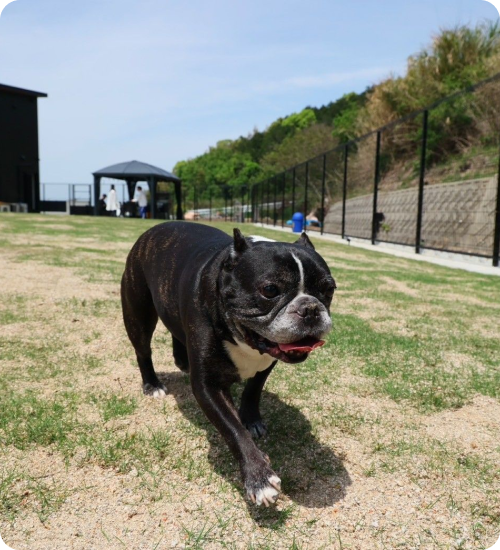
[323, 177, 497, 256]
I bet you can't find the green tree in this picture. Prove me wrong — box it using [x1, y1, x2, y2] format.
[260, 124, 337, 174]
[281, 108, 317, 130]
[331, 93, 364, 143]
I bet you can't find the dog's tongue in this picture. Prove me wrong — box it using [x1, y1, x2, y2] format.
[278, 337, 325, 353]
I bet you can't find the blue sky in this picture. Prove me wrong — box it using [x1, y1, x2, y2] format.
[0, 0, 498, 190]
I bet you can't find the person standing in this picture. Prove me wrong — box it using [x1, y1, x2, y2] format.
[106, 185, 119, 217]
[99, 194, 107, 216]
[136, 186, 148, 219]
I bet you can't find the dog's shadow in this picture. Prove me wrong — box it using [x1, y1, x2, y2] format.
[157, 371, 351, 516]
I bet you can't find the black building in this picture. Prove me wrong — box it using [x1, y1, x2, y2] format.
[0, 83, 47, 211]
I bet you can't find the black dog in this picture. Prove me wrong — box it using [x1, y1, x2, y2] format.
[121, 222, 335, 506]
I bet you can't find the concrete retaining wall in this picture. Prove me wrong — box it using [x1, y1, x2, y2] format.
[323, 177, 497, 256]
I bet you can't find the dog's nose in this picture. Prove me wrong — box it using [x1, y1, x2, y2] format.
[296, 301, 320, 320]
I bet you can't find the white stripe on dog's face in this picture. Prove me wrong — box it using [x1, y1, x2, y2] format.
[249, 235, 276, 243]
[291, 253, 305, 294]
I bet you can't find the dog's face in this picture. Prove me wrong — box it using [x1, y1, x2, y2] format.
[221, 230, 335, 364]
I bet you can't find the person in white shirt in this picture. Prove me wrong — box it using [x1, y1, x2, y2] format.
[135, 186, 148, 219]
[106, 185, 119, 217]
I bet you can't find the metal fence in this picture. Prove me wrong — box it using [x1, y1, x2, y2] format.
[40, 182, 129, 205]
[40, 181, 136, 216]
[181, 184, 254, 223]
[249, 73, 500, 267]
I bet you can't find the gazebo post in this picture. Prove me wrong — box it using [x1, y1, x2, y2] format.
[93, 175, 101, 216]
[126, 179, 136, 201]
[175, 180, 183, 220]
[149, 176, 156, 219]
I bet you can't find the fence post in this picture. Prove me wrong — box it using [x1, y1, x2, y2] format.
[416, 110, 429, 254]
[304, 162, 309, 231]
[250, 186, 253, 222]
[259, 182, 264, 224]
[257, 185, 260, 223]
[342, 144, 349, 239]
[281, 174, 285, 228]
[250, 186, 254, 222]
[371, 131, 382, 245]
[493, 140, 500, 266]
[292, 168, 296, 214]
[321, 154, 326, 235]
[241, 185, 246, 223]
[266, 180, 270, 223]
[209, 188, 212, 222]
[94, 176, 101, 216]
[255, 185, 258, 222]
[273, 178, 277, 226]
[251, 186, 255, 222]
[256, 185, 259, 223]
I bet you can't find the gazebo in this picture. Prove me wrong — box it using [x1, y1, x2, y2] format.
[92, 160, 182, 219]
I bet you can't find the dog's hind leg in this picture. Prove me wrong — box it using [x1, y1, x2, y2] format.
[239, 362, 276, 439]
[172, 336, 190, 373]
[121, 268, 167, 398]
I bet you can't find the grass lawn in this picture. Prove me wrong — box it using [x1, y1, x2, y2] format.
[0, 213, 499, 549]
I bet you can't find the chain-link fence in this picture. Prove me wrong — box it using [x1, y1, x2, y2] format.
[250, 72, 500, 267]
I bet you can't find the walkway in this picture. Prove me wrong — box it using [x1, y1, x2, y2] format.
[255, 224, 500, 277]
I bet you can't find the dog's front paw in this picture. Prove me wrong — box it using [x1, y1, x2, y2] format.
[143, 383, 167, 398]
[244, 420, 268, 439]
[244, 468, 281, 507]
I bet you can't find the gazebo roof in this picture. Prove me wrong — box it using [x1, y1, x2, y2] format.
[93, 160, 180, 182]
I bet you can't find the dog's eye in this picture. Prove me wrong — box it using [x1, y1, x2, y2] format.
[261, 284, 280, 299]
[323, 280, 337, 296]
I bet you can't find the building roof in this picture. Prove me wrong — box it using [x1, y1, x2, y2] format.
[0, 83, 47, 98]
[93, 160, 180, 182]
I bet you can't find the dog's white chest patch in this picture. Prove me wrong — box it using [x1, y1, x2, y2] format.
[224, 340, 275, 380]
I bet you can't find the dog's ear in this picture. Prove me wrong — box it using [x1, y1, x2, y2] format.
[233, 228, 249, 253]
[294, 232, 315, 250]
[224, 229, 251, 271]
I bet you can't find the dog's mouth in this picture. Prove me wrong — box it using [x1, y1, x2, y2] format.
[243, 328, 325, 364]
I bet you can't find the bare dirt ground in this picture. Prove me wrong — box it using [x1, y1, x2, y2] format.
[0, 215, 499, 549]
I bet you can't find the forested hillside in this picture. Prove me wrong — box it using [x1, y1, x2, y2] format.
[173, 23, 500, 205]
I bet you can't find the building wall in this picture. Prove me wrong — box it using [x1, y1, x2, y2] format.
[0, 91, 41, 210]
